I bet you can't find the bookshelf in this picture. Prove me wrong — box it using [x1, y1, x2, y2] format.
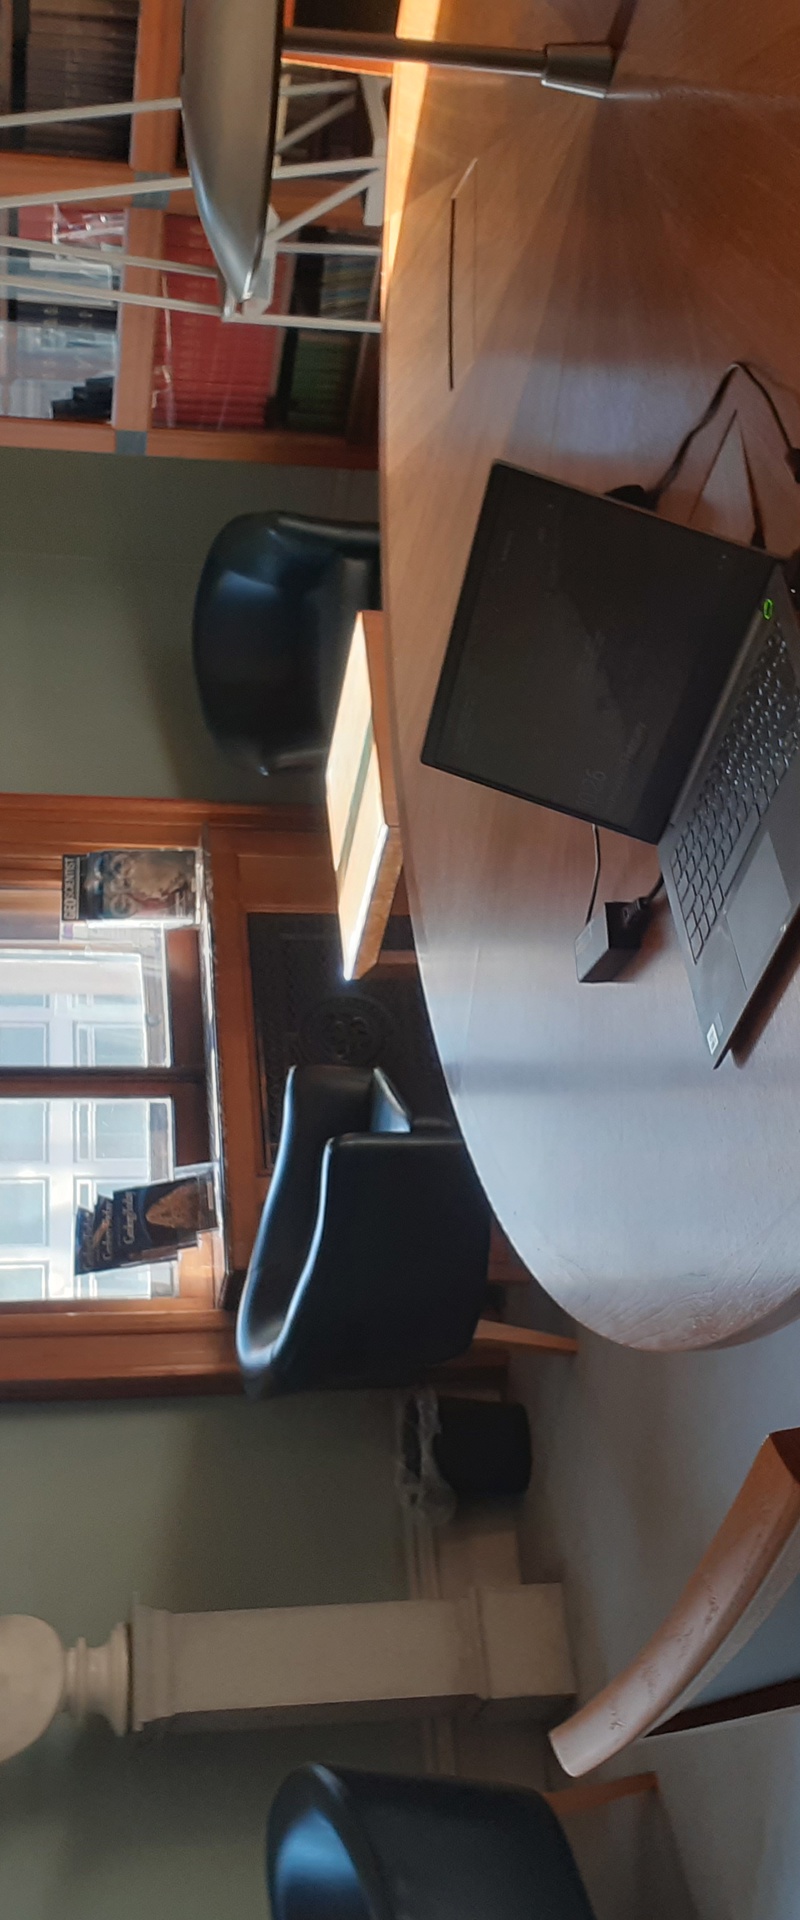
[0, 0, 378, 465]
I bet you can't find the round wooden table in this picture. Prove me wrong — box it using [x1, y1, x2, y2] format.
[382, 0, 800, 1349]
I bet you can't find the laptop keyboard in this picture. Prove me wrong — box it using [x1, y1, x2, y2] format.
[670, 622, 800, 962]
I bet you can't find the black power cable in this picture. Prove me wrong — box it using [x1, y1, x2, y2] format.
[580, 833, 662, 942]
[584, 824, 601, 926]
[606, 360, 800, 516]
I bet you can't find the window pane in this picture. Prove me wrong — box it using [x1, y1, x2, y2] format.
[0, 1179, 47, 1244]
[0, 1263, 46, 1301]
[72, 990, 142, 1008]
[94, 1101, 148, 1162]
[91, 1026, 147, 1068]
[0, 1101, 47, 1162]
[0, 1102, 175, 1299]
[0, 925, 171, 1068]
[72, 1176, 176, 1302]
[79, 1265, 175, 1302]
[0, 1026, 47, 1066]
[61, 931, 170, 1067]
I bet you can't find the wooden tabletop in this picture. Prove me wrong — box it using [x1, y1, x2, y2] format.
[382, 0, 800, 1349]
[325, 612, 403, 980]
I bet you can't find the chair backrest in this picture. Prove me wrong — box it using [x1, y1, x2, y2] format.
[550, 1427, 800, 1777]
[193, 512, 381, 773]
[369, 1067, 410, 1133]
[268, 1765, 597, 1920]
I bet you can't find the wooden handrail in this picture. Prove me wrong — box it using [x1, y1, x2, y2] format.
[550, 1429, 800, 1777]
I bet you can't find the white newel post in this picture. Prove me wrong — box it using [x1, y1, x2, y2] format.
[0, 1587, 574, 1761]
[0, 1614, 129, 1764]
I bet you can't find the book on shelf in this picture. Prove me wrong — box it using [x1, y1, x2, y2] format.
[5, 0, 138, 160]
[152, 215, 292, 431]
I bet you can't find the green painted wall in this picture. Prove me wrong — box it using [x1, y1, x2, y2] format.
[0, 446, 377, 803]
[0, 447, 413, 1919]
[0, 1393, 420, 1920]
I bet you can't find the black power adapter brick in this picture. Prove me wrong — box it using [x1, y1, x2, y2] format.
[574, 899, 651, 983]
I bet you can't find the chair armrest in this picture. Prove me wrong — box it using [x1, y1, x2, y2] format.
[238, 1066, 375, 1344]
[550, 1428, 800, 1777]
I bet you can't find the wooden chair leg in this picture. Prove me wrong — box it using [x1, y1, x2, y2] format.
[471, 1318, 578, 1356]
[543, 1773, 658, 1817]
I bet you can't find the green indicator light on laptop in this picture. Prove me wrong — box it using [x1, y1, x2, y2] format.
[763, 597, 774, 620]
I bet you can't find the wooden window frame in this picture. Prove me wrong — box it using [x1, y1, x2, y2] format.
[0, 791, 321, 1401]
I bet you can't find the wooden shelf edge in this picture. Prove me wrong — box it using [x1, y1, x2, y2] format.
[0, 418, 115, 452]
[146, 426, 378, 466]
[0, 421, 377, 464]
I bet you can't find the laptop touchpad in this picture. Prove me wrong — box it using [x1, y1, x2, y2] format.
[726, 834, 791, 988]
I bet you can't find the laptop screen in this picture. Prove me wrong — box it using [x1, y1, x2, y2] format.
[422, 464, 776, 843]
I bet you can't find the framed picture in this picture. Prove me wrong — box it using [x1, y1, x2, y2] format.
[62, 849, 198, 925]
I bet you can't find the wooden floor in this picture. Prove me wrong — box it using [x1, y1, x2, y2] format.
[383, 0, 800, 1348]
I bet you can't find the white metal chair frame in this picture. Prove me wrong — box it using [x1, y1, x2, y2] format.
[0, 76, 386, 337]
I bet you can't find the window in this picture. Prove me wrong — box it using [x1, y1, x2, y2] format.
[0, 800, 244, 1401]
[0, 1097, 178, 1301]
[0, 1179, 47, 1245]
[72, 992, 140, 1007]
[0, 1263, 47, 1301]
[71, 1179, 176, 1303]
[0, 1026, 47, 1066]
[75, 1024, 147, 1068]
[94, 1026, 147, 1068]
[89, 1099, 151, 1163]
[0, 869, 210, 1306]
[75, 1096, 170, 1169]
[0, 1100, 47, 1161]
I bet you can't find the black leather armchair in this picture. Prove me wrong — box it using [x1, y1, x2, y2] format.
[268, 1765, 608, 1920]
[235, 1064, 492, 1395]
[193, 511, 381, 776]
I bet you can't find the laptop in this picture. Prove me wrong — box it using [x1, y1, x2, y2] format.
[421, 462, 800, 1065]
